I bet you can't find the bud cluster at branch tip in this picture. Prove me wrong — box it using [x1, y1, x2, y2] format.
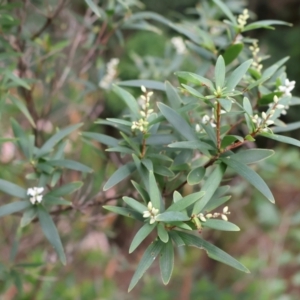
[27, 187, 44, 205]
[143, 201, 159, 224]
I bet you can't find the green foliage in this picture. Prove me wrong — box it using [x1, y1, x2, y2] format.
[0, 0, 299, 297]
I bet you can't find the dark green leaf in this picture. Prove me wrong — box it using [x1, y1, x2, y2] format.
[165, 81, 181, 109]
[155, 211, 190, 222]
[221, 157, 274, 203]
[128, 240, 163, 291]
[47, 160, 93, 173]
[159, 239, 174, 285]
[85, 0, 101, 17]
[260, 132, 300, 147]
[103, 206, 144, 221]
[215, 56, 226, 88]
[167, 191, 205, 212]
[187, 167, 206, 185]
[243, 20, 292, 32]
[20, 207, 37, 227]
[47, 182, 82, 197]
[81, 132, 119, 147]
[157, 223, 169, 243]
[0, 179, 27, 198]
[212, 0, 237, 24]
[118, 80, 165, 91]
[129, 223, 156, 253]
[168, 140, 214, 151]
[38, 206, 66, 265]
[177, 231, 249, 272]
[175, 71, 214, 90]
[123, 196, 147, 214]
[223, 43, 244, 65]
[103, 162, 136, 191]
[0, 201, 31, 218]
[148, 171, 161, 211]
[229, 149, 274, 164]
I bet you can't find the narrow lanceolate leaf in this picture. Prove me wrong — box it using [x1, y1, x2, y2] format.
[155, 211, 190, 222]
[103, 206, 144, 222]
[118, 80, 165, 91]
[243, 96, 253, 116]
[9, 95, 36, 128]
[168, 140, 214, 151]
[20, 207, 37, 227]
[0, 179, 27, 198]
[215, 56, 226, 89]
[47, 160, 93, 173]
[47, 182, 83, 197]
[175, 71, 214, 90]
[259, 132, 300, 148]
[203, 219, 240, 231]
[37, 206, 66, 265]
[193, 164, 226, 214]
[226, 59, 253, 92]
[128, 240, 163, 292]
[187, 167, 206, 185]
[42, 195, 71, 206]
[36, 123, 83, 158]
[157, 223, 169, 243]
[158, 102, 197, 141]
[212, 0, 237, 24]
[165, 81, 181, 109]
[123, 196, 147, 214]
[81, 132, 119, 147]
[159, 239, 174, 285]
[167, 191, 205, 212]
[148, 171, 161, 211]
[243, 20, 292, 32]
[103, 162, 136, 191]
[85, 0, 101, 17]
[0, 201, 31, 218]
[229, 149, 274, 164]
[129, 223, 156, 253]
[177, 231, 249, 273]
[112, 85, 140, 119]
[221, 157, 275, 203]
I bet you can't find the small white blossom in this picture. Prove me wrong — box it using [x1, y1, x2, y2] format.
[99, 58, 119, 89]
[143, 201, 159, 224]
[171, 37, 187, 55]
[195, 124, 201, 133]
[278, 78, 295, 97]
[27, 187, 44, 205]
[237, 9, 249, 28]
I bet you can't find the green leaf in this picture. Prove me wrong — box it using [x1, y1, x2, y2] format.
[243, 20, 292, 32]
[203, 195, 231, 212]
[215, 55, 226, 89]
[168, 140, 214, 151]
[81, 132, 119, 147]
[218, 98, 232, 112]
[154, 165, 174, 177]
[165, 81, 181, 109]
[0, 179, 27, 198]
[223, 43, 244, 65]
[243, 97, 253, 115]
[128, 240, 163, 292]
[181, 84, 204, 98]
[226, 59, 253, 92]
[221, 157, 275, 203]
[193, 164, 226, 214]
[131, 181, 149, 203]
[103, 206, 144, 221]
[229, 149, 274, 164]
[260, 132, 300, 148]
[123, 196, 147, 214]
[187, 167, 206, 185]
[167, 191, 205, 212]
[47, 160, 93, 173]
[159, 239, 174, 285]
[47, 182, 83, 197]
[42, 195, 71, 206]
[103, 162, 136, 191]
[212, 0, 237, 24]
[175, 71, 214, 90]
[20, 207, 37, 227]
[6, 71, 31, 90]
[0, 201, 31, 218]
[85, 0, 101, 17]
[203, 219, 240, 231]
[158, 102, 197, 141]
[157, 223, 169, 243]
[36, 123, 83, 158]
[129, 223, 156, 253]
[169, 231, 185, 246]
[177, 231, 249, 272]
[9, 95, 36, 128]
[112, 85, 140, 119]
[155, 211, 190, 222]
[37, 206, 66, 265]
[118, 80, 165, 91]
[201, 123, 217, 146]
[272, 121, 300, 133]
[148, 171, 161, 211]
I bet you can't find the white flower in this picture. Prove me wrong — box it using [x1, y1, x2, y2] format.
[195, 124, 201, 133]
[278, 78, 295, 97]
[198, 213, 206, 222]
[171, 37, 186, 55]
[143, 201, 159, 224]
[27, 187, 44, 205]
[99, 58, 119, 89]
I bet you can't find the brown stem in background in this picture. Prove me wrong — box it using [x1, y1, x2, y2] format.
[216, 101, 221, 151]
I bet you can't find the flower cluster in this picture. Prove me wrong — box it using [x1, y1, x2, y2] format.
[131, 86, 154, 133]
[278, 78, 295, 97]
[249, 41, 263, 73]
[237, 9, 249, 29]
[143, 201, 159, 224]
[27, 187, 44, 205]
[199, 206, 231, 222]
[171, 37, 187, 55]
[99, 58, 119, 89]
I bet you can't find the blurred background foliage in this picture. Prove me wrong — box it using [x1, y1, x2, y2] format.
[0, 0, 300, 299]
